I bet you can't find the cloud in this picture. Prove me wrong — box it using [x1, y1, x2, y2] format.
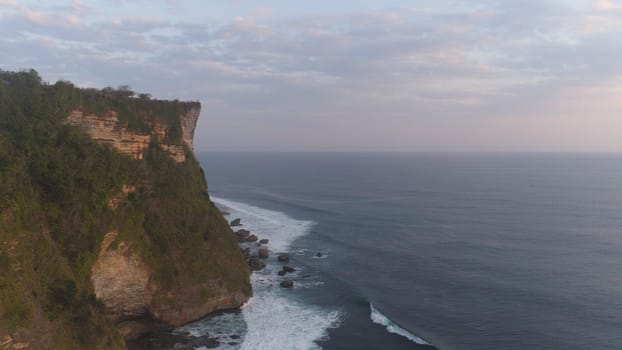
[594, 0, 622, 10]
[0, 0, 18, 9]
[1, 0, 622, 151]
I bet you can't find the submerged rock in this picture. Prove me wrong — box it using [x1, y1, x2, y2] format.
[280, 280, 294, 288]
[277, 253, 290, 262]
[277, 265, 295, 276]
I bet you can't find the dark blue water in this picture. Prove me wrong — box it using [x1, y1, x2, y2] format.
[198, 153, 622, 350]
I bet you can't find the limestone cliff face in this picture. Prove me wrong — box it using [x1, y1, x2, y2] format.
[92, 230, 250, 340]
[180, 104, 200, 152]
[65, 104, 200, 162]
[91, 232, 152, 322]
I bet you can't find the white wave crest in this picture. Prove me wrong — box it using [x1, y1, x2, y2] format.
[208, 196, 341, 349]
[212, 196, 313, 252]
[370, 304, 428, 345]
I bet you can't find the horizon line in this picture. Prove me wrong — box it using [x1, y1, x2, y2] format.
[194, 150, 622, 155]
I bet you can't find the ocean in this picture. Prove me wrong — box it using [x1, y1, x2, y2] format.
[181, 153, 622, 350]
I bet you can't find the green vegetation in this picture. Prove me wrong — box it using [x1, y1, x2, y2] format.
[4, 69, 197, 141]
[0, 69, 249, 349]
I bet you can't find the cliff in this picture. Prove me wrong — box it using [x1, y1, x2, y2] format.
[0, 69, 251, 349]
[64, 105, 199, 162]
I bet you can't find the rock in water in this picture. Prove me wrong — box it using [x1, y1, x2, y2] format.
[277, 253, 290, 262]
[235, 229, 250, 242]
[280, 280, 294, 288]
[259, 239, 269, 245]
[230, 218, 242, 227]
[277, 266, 295, 277]
[246, 234, 258, 242]
[236, 229, 250, 236]
[248, 257, 266, 271]
[258, 247, 269, 258]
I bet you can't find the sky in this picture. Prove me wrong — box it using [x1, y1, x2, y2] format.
[1, 0, 622, 152]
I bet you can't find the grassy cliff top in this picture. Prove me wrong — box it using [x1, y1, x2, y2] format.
[1, 69, 199, 141]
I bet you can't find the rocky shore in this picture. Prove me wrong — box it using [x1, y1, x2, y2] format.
[230, 217, 299, 290]
[129, 209, 313, 349]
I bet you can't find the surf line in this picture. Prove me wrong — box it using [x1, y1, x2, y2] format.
[213, 196, 342, 350]
[370, 303, 430, 345]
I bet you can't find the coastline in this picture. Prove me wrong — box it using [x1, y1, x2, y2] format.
[213, 196, 342, 350]
[126, 199, 253, 350]
[129, 196, 341, 349]
[130, 195, 435, 349]
[214, 197, 435, 350]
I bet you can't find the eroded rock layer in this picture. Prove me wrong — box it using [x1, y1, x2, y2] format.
[65, 106, 200, 163]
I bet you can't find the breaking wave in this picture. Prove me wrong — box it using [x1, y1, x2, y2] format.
[370, 303, 428, 345]
[190, 196, 342, 349]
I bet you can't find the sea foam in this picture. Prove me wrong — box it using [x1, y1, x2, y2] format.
[192, 196, 341, 349]
[370, 304, 428, 345]
[239, 280, 341, 350]
[213, 196, 312, 252]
